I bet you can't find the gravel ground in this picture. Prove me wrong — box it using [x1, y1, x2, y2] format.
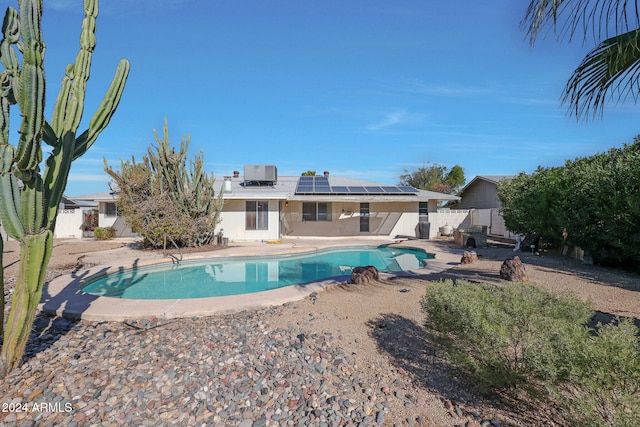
[1, 238, 639, 426]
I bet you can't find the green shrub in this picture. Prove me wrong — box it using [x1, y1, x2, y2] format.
[93, 227, 116, 240]
[421, 279, 593, 391]
[553, 318, 640, 427]
[498, 138, 640, 268]
[422, 280, 640, 426]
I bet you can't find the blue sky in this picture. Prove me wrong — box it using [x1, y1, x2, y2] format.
[31, 0, 640, 196]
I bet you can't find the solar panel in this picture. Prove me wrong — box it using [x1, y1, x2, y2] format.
[347, 186, 366, 193]
[314, 176, 329, 184]
[364, 186, 384, 194]
[382, 186, 402, 193]
[398, 186, 419, 193]
[295, 176, 419, 196]
[331, 186, 349, 193]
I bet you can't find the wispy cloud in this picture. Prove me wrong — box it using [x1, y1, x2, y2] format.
[365, 109, 427, 131]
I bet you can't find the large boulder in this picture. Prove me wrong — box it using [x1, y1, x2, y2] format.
[499, 256, 528, 281]
[460, 251, 478, 265]
[350, 265, 380, 284]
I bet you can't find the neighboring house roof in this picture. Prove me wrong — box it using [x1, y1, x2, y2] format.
[458, 175, 515, 195]
[72, 191, 117, 202]
[219, 175, 460, 202]
[61, 195, 97, 209]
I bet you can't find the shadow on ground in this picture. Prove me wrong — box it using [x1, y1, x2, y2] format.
[367, 311, 570, 427]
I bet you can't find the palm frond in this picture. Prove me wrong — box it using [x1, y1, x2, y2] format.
[523, 0, 640, 44]
[564, 28, 640, 119]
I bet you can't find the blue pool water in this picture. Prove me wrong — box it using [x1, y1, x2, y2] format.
[81, 246, 434, 300]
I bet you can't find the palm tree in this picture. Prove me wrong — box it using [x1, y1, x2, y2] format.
[522, 0, 640, 119]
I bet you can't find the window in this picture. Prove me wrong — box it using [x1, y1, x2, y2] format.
[302, 202, 332, 221]
[419, 202, 428, 217]
[105, 202, 118, 217]
[246, 200, 268, 230]
[360, 203, 369, 232]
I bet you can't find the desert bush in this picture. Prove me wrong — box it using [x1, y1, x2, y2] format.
[552, 318, 640, 427]
[421, 279, 593, 391]
[93, 227, 116, 240]
[422, 280, 640, 426]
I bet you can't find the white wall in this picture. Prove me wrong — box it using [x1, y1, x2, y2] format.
[219, 199, 280, 242]
[54, 209, 84, 238]
[427, 209, 472, 237]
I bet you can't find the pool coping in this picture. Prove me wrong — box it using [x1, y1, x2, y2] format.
[39, 239, 463, 321]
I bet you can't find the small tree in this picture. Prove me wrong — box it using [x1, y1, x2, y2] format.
[399, 163, 466, 194]
[105, 119, 224, 248]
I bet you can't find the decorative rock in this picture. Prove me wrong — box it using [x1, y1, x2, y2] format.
[350, 266, 379, 284]
[499, 256, 528, 281]
[460, 251, 478, 265]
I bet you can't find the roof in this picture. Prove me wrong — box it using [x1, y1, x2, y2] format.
[71, 191, 117, 202]
[61, 195, 97, 208]
[458, 175, 515, 195]
[71, 175, 461, 204]
[219, 175, 460, 202]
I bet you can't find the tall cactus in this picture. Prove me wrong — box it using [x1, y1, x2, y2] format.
[105, 119, 223, 248]
[0, 0, 129, 376]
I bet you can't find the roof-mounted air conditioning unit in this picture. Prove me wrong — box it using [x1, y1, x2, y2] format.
[244, 165, 277, 183]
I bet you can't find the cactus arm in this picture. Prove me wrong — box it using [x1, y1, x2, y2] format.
[0, 76, 11, 145]
[13, 0, 44, 174]
[0, 173, 25, 240]
[49, 65, 72, 138]
[73, 58, 129, 159]
[19, 173, 43, 234]
[50, 0, 98, 138]
[43, 132, 74, 229]
[41, 120, 57, 147]
[0, 6, 20, 73]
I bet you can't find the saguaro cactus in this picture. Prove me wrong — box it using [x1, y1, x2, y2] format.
[0, 0, 129, 376]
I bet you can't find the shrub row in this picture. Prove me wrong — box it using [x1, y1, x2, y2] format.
[422, 280, 640, 427]
[498, 137, 640, 268]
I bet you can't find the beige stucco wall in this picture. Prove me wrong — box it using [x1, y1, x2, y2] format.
[219, 199, 281, 242]
[220, 200, 422, 241]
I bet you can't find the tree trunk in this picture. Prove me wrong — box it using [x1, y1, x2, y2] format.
[0, 230, 53, 377]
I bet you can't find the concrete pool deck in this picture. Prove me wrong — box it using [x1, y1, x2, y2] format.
[39, 237, 465, 321]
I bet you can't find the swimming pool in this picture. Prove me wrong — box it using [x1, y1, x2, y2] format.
[81, 246, 433, 300]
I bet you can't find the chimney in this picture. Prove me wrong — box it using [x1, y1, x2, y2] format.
[224, 176, 232, 192]
[233, 170, 240, 178]
[323, 171, 329, 177]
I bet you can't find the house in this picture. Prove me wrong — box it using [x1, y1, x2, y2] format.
[75, 165, 463, 241]
[217, 166, 461, 241]
[54, 196, 97, 238]
[71, 191, 134, 238]
[1, 195, 95, 240]
[451, 175, 515, 238]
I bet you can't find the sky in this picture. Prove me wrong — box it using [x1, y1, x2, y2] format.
[20, 0, 640, 196]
